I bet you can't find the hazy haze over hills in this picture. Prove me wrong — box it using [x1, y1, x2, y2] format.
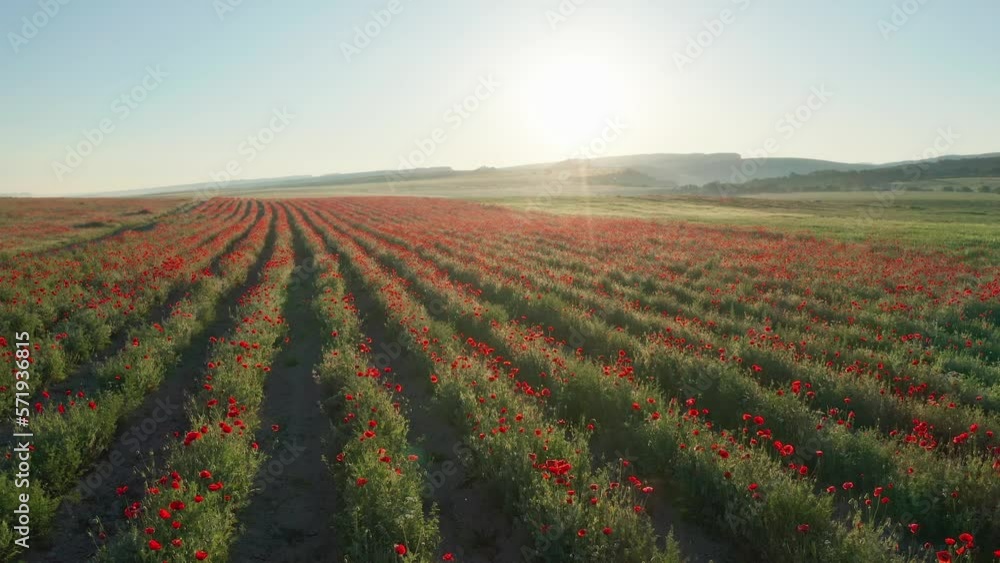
[83, 152, 1000, 197]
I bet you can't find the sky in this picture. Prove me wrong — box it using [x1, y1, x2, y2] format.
[2, 0, 998, 195]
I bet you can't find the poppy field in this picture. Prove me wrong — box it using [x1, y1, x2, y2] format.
[0, 198, 185, 255]
[1, 196, 999, 562]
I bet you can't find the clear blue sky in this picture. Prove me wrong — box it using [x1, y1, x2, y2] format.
[2, 0, 998, 195]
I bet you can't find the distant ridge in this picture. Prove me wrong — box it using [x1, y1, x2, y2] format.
[686, 154, 1000, 194]
[80, 153, 1000, 197]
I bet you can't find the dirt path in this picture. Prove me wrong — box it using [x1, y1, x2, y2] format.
[345, 271, 529, 563]
[589, 433, 744, 563]
[226, 226, 337, 563]
[26, 210, 275, 563]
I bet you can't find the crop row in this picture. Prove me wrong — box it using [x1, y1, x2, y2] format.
[99, 204, 293, 561]
[0, 203, 273, 560]
[1, 200, 258, 395]
[316, 198, 997, 561]
[328, 199, 1000, 548]
[304, 202, 689, 562]
[291, 204, 442, 562]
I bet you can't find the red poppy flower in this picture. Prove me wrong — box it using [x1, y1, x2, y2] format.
[124, 502, 142, 519]
[543, 459, 572, 476]
[195, 551, 209, 560]
[394, 543, 407, 555]
[149, 540, 163, 551]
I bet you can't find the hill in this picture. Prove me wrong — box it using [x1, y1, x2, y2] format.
[689, 154, 1000, 194]
[83, 153, 1000, 198]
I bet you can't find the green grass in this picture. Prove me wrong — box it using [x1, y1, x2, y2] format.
[490, 191, 1000, 263]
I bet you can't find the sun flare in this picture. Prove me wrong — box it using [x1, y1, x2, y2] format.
[517, 52, 627, 151]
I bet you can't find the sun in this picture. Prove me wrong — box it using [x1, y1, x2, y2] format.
[516, 52, 626, 151]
